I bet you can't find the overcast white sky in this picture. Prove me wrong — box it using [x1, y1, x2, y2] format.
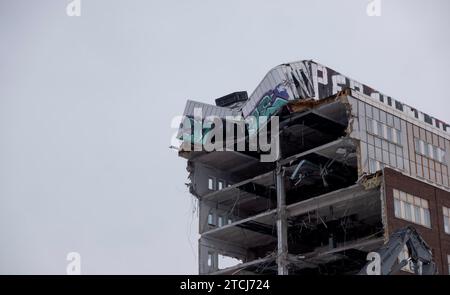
[0, 0, 449, 274]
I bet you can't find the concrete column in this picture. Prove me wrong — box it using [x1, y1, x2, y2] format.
[276, 164, 289, 275]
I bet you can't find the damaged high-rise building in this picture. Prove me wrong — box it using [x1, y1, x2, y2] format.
[176, 60, 450, 275]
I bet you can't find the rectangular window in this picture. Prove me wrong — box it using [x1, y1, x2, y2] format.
[368, 118, 401, 145]
[218, 216, 224, 227]
[366, 105, 373, 118]
[394, 116, 401, 130]
[395, 101, 404, 111]
[428, 144, 434, 159]
[404, 203, 412, 220]
[369, 158, 381, 173]
[437, 148, 445, 162]
[387, 113, 394, 126]
[373, 108, 380, 121]
[415, 138, 420, 153]
[414, 138, 446, 164]
[217, 180, 224, 190]
[207, 213, 215, 226]
[207, 252, 214, 267]
[413, 205, 421, 224]
[397, 155, 404, 170]
[432, 146, 438, 160]
[377, 122, 383, 137]
[422, 201, 431, 228]
[394, 129, 401, 144]
[208, 177, 214, 190]
[438, 148, 446, 163]
[367, 118, 373, 133]
[394, 198, 401, 218]
[393, 189, 431, 228]
[373, 120, 379, 135]
[444, 207, 450, 234]
[387, 126, 393, 141]
[369, 158, 375, 173]
[375, 138, 382, 149]
[423, 141, 429, 157]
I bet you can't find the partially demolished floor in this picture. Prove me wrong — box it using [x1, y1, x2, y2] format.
[199, 160, 385, 275]
[180, 94, 389, 275]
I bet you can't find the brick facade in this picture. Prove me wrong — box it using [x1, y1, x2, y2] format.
[384, 167, 450, 274]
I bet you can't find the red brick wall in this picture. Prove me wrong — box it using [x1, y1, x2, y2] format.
[383, 167, 450, 275]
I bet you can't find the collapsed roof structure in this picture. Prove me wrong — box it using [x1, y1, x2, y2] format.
[176, 60, 450, 275]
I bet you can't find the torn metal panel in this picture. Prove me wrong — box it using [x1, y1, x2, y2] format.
[182, 99, 240, 119]
[240, 60, 449, 133]
[177, 100, 241, 145]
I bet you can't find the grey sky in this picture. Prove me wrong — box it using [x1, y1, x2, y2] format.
[0, 0, 449, 274]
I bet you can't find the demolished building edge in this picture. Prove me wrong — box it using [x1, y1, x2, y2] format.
[176, 60, 450, 275]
